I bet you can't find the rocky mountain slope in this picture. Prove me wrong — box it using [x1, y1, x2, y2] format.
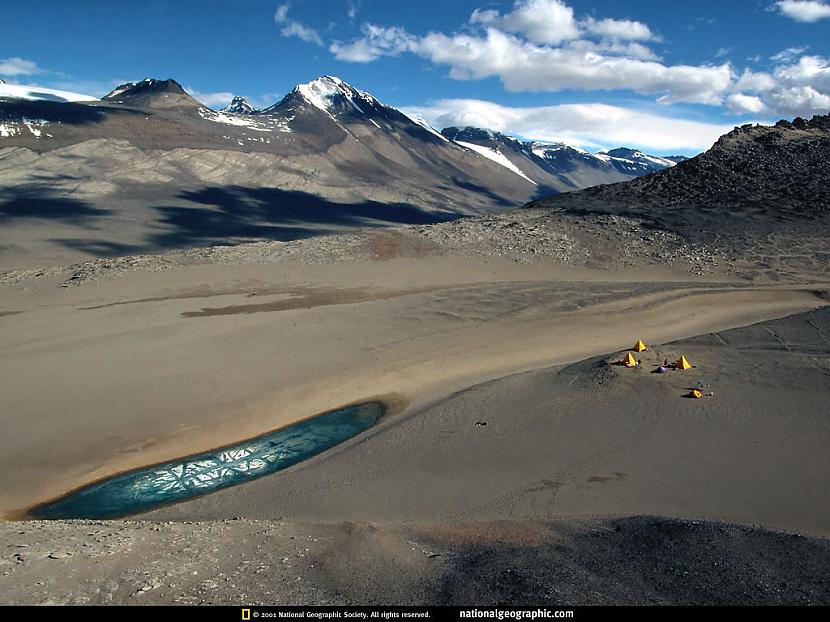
[0, 76, 537, 268]
[0, 75, 692, 269]
[527, 114, 830, 249]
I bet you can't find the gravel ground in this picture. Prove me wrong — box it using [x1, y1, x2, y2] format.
[2, 517, 828, 605]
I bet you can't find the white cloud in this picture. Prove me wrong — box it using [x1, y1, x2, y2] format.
[734, 69, 778, 92]
[274, 4, 290, 23]
[768, 54, 830, 115]
[470, 0, 579, 45]
[583, 17, 656, 41]
[402, 99, 737, 152]
[727, 93, 767, 114]
[414, 28, 731, 104]
[565, 39, 660, 61]
[347, 0, 360, 20]
[185, 88, 237, 108]
[330, 24, 416, 62]
[0, 57, 40, 76]
[184, 88, 282, 110]
[331, 2, 728, 105]
[771, 46, 808, 63]
[274, 3, 323, 46]
[767, 86, 830, 115]
[728, 53, 830, 117]
[775, 54, 830, 91]
[328, 0, 829, 119]
[281, 22, 324, 46]
[774, 0, 830, 22]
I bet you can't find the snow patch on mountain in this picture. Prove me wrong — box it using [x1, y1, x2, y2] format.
[407, 115, 450, 143]
[457, 141, 536, 184]
[198, 107, 291, 133]
[0, 118, 50, 139]
[293, 76, 387, 119]
[531, 142, 593, 159]
[297, 77, 342, 113]
[601, 148, 678, 169]
[0, 82, 97, 103]
[104, 83, 135, 100]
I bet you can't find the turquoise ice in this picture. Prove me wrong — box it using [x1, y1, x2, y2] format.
[35, 402, 382, 519]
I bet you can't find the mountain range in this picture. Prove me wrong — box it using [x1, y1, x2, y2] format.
[440, 126, 685, 193]
[1, 75, 682, 267]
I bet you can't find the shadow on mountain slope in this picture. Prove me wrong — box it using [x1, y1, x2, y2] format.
[0, 99, 139, 127]
[451, 178, 514, 208]
[149, 186, 460, 248]
[0, 187, 112, 224]
[49, 238, 145, 257]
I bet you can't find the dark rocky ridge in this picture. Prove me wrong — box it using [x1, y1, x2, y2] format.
[527, 113, 830, 246]
[102, 78, 201, 110]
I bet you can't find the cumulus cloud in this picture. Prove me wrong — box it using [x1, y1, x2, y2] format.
[0, 57, 40, 76]
[327, 0, 829, 119]
[582, 17, 656, 41]
[470, 0, 580, 45]
[402, 99, 736, 152]
[775, 54, 830, 91]
[331, 1, 731, 106]
[767, 54, 830, 115]
[417, 28, 730, 104]
[767, 86, 830, 115]
[727, 52, 830, 116]
[727, 93, 767, 114]
[733, 69, 778, 93]
[330, 24, 417, 62]
[274, 3, 323, 46]
[774, 0, 830, 22]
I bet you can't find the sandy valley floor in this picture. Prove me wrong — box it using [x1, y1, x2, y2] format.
[1, 227, 829, 604]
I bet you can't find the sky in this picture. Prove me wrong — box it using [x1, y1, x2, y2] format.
[1, 0, 829, 154]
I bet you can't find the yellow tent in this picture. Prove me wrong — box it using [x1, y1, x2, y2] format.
[687, 389, 703, 398]
[633, 339, 648, 352]
[623, 352, 638, 367]
[676, 355, 693, 370]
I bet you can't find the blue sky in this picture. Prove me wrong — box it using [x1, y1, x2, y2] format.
[2, 0, 829, 154]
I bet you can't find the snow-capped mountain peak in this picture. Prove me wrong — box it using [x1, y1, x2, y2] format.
[290, 75, 387, 118]
[222, 96, 255, 115]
